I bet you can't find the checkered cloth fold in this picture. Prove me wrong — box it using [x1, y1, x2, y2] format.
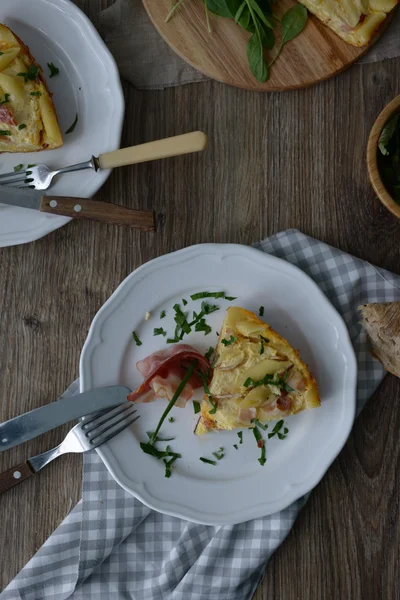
[3, 230, 400, 600]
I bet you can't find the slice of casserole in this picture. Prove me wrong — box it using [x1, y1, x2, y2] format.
[0, 23, 63, 152]
[195, 307, 320, 434]
[298, 0, 398, 46]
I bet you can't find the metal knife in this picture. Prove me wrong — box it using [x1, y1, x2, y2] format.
[0, 385, 132, 452]
[0, 186, 155, 231]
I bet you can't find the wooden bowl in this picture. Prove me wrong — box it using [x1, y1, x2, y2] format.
[367, 95, 400, 219]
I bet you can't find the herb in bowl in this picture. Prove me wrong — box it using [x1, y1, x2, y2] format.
[378, 113, 400, 204]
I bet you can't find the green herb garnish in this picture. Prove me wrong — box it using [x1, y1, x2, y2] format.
[13, 164, 24, 172]
[149, 360, 198, 444]
[212, 447, 224, 460]
[251, 418, 267, 431]
[190, 291, 234, 300]
[160, 310, 166, 319]
[221, 335, 236, 346]
[0, 130, 10, 136]
[194, 318, 212, 335]
[0, 52, 3, 56]
[47, 62, 60, 78]
[237, 431, 243, 444]
[17, 64, 40, 83]
[18, 124, 27, 130]
[252, 425, 262, 443]
[193, 401, 201, 414]
[146, 432, 174, 442]
[244, 369, 294, 392]
[268, 419, 285, 439]
[166, 2, 307, 83]
[199, 457, 217, 465]
[182, 298, 188, 306]
[233, 444, 238, 450]
[153, 327, 166, 336]
[258, 444, 266, 466]
[65, 113, 78, 134]
[197, 369, 218, 414]
[259, 306, 264, 316]
[168, 417, 174, 423]
[260, 340, 264, 355]
[205, 346, 214, 360]
[140, 442, 180, 460]
[164, 455, 179, 478]
[132, 331, 142, 346]
[30, 91, 42, 96]
[378, 113, 400, 204]
[0, 93, 10, 105]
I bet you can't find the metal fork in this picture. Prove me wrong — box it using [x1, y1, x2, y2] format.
[0, 131, 208, 191]
[0, 402, 139, 494]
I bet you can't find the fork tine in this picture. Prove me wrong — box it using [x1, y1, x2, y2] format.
[82, 402, 133, 432]
[85, 404, 137, 438]
[0, 170, 27, 180]
[0, 176, 32, 186]
[90, 414, 140, 447]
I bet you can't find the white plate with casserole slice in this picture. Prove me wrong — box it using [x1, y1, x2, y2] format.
[0, 0, 124, 247]
[80, 244, 357, 525]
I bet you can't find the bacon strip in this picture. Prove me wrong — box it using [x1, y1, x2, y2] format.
[0, 105, 16, 126]
[128, 344, 211, 406]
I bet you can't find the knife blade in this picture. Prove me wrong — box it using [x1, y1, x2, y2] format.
[0, 186, 156, 231]
[0, 385, 132, 452]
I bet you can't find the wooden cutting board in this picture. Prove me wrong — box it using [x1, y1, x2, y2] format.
[142, 0, 393, 91]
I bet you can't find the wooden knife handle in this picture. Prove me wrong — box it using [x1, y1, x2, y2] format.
[0, 461, 35, 494]
[98, 131, 207, 170]
[40, 197, 156, 232]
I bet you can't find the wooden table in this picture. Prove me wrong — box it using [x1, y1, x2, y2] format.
[1, 1, 400, 597]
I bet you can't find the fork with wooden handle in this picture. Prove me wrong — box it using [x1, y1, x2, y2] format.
[0, 131, 208, 191]
[0, 403, 139, 495]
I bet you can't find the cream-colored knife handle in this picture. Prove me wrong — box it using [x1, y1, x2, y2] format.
[98, 131, 207, 170]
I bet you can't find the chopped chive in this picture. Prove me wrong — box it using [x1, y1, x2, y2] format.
[182, 298, 187, 306]
[259, 306, 264, 317]
[260, 341, 264, 355]
[164, 455, 179, 478]
[0, 130, 10, 136]
[18, 123, 27, 130]
[140, 442, 180, 460]
[284, 427, 289, 434]
[221, 335, 236, 347]
[194, 318, 212, 335]
[197, 369, 218, 414]
[132, 331, 142, 346]
[212, 450, 224, 460]
[190, 291, 237, 301]
[30, 91, 42, 96]
[199, 457, 216, 465]
[251, 418, 267, 431]
[252, 426, 262, 443]
[258, 444, 267, 466]
[225, 296, 237, 301]
[268, 420, 285, 439]
[13, 164, 24, 172]
[153, 327, 166, 336]
[160, 310, 166, 319]
[17, 64, 40, 83]
[277, 433, 286, 440]
[205, 346, 214, 360]
[168, 417, 174, 423]
[0, 52, 3, 56]
[237, 431, 243, 444]
[47, 62, 60, 78]
[193, 401, 201, 414]
[65, 113, 78, 134]
[150, 360, 198, 444]
[0, 93, 10, 105]
[27, 164, 36, 168]
[261, 335, 270, 343]
[233, 444, 238, 450]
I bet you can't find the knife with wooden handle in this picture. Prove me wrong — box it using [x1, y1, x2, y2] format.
[0, 187, 155, 231]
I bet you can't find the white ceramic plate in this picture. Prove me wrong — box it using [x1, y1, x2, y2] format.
[80, 244, 357, 525]
[0, 0, 124, 247]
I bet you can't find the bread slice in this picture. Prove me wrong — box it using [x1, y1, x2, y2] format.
[0, 24, 63, 152]
[195, 307, 320, 435]
[359, 302, 400, 377]
[298, 0, 398, 47]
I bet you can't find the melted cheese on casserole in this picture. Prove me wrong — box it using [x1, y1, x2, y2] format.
[195, 307, 320, 435]
[298, 0, 398, 46]
[0, 24, 62, 152]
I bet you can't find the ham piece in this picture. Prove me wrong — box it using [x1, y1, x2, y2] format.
[0, 105, 16, 127]
[128, 344, 211, 407]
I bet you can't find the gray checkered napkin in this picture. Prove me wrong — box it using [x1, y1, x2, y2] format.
[3, 229, 400, 600]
